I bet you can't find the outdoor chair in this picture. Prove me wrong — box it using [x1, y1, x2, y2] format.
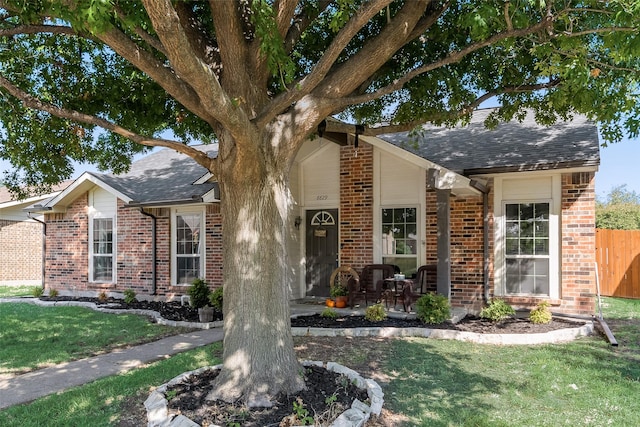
[414, 264, 437, 295]
[351, 264, 396, 307]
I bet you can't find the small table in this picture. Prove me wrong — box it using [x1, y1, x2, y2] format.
[383, 278, 414, 312]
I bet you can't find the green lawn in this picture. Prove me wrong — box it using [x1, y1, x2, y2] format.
[1, 297, 639, 426]
[0, 303, 191, 374]
[0, 285, 37, 298]
[0, 343, 223, 427]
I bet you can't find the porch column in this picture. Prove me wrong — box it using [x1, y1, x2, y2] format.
[436, 188, 452, 299]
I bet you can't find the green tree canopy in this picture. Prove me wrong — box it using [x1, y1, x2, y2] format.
[597, 185, 640, 229]
[2, 0, 640, 406]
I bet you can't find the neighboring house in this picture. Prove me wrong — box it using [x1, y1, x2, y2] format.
[28, 108, 600, 315]
[0, 182, 71, 286]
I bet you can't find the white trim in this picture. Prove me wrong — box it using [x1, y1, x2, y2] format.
[493, 175, 560, 299]
[44, 172, 132, 213]
[88, 189, 117, 284]
[171, 206, 206, 286]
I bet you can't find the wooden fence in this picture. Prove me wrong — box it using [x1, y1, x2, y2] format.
[595, 229, 640, 299]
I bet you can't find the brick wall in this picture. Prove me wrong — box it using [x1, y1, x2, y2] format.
[425, 185, 494, 313]
[45, 195, 89, 292]
[45, 193, 224, 298]
[339, 142, 374, 271]
[0, 219, 43, 283]
[559, 172, 596, 315]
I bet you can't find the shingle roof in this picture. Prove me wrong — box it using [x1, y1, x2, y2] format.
[377, 108, 600, 175]
[94, 144, 218, 205]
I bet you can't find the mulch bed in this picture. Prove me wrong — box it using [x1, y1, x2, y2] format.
[166, 365, 368, 427]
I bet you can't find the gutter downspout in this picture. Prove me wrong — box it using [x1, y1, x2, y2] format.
[27, 212, 46, 290]
[483, 191, 490, 303]
[139, 208, 157, 295]
[469, 179, 490, 304]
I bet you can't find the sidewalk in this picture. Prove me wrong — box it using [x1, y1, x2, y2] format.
[0, 328, 223, 410]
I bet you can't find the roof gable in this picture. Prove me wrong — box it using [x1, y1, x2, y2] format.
[377, 109, 600, 175]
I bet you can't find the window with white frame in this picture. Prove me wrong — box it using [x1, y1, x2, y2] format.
[381, 207, 418, 276]
[91, 218, 114, 282]
[173, 209, 205, 285]
[504, 202, 550, 295]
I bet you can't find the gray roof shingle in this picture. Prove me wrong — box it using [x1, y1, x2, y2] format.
[94, 144, 218, 205]
[377, 108, 600, 175]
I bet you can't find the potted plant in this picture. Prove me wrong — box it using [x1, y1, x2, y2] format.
[330, 282, 349, 308]
[188, 278, 213, 322]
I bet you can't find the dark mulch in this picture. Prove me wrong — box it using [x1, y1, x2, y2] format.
[166, 365, 368, 427]
[38, 296, 222, 323]
[290, 313, 585, 334]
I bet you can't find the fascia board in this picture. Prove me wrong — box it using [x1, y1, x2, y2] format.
[362, 135, 480, 195]
[45, 172, 132, 211]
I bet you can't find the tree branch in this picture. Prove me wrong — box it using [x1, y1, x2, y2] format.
[283, 0, 332, 52]
[142, 0, 252, 141]
[315, 1, 431, 100]
[331, 15, 555, 109]
[0, 23, 77, 37]
[274, 0, 298, 40]
[113, 4, 167, 56]
[0, 74, 216, 171]
[257, 0, 395, 126]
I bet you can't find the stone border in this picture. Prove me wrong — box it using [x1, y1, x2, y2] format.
[0, 297, 224, 329]
[2, 297, 594, 344]
[144, 361, 384, 427]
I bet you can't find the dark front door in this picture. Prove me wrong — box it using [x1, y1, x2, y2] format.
[305, 209, 339, 296]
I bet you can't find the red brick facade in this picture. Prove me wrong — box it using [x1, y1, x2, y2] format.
[44, 196, 223, 298]
[0, 219, 43, 283]
[339, 142, 374, 271]
[43, 145, 596, 314]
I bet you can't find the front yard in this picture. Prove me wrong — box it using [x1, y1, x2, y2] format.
[0, 294, 638, 426]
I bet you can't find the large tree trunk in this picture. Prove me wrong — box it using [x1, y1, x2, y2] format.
[207, 140, 304, 407]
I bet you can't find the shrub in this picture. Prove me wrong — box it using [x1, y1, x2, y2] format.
[48, 288, 59, 298]
[364, 303, 387, 322]
[32, 287, 44, 298]
[416, 293, 450, 324]
[188, 278, 211, 309]
[529, 301, 552, 324]
[320, 307, 338, 319]
[123, 289, 137, 304]
[209, 287, 223, 311]
[97, 291, 108, 302]
[480, 299, 515, 322]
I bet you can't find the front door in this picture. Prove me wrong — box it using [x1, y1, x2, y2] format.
[305, 209, 339, 296]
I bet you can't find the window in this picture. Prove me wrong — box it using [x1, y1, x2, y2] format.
[504, 202, 550, 295]
[91, 218, 114, 282]
[173, 210, 204, 285]
[381, 207, 418, 275]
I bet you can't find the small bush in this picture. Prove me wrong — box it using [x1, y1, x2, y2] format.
[320, 307, 338, 319]
[529, 301, 552, 324]
[209, 287, 223, 310]
[123, 289, 137, 304]
[364, 303, 387, 322]
[48, 288, 59, 298]
[32, 287, 44, 298]
[480, 299, 515, 322]
[416, 293, 450, 324]
[188, 278, 211, 309]
[97, 291, 108, 302]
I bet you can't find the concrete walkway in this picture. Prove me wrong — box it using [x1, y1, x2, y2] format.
[0, 328, 224, 410]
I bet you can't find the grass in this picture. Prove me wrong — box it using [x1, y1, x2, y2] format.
[1, 297, 639, 426]
[0, 343, 223, 427]
[0, 285, 38, 298]
[0, 303, 191, 374]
